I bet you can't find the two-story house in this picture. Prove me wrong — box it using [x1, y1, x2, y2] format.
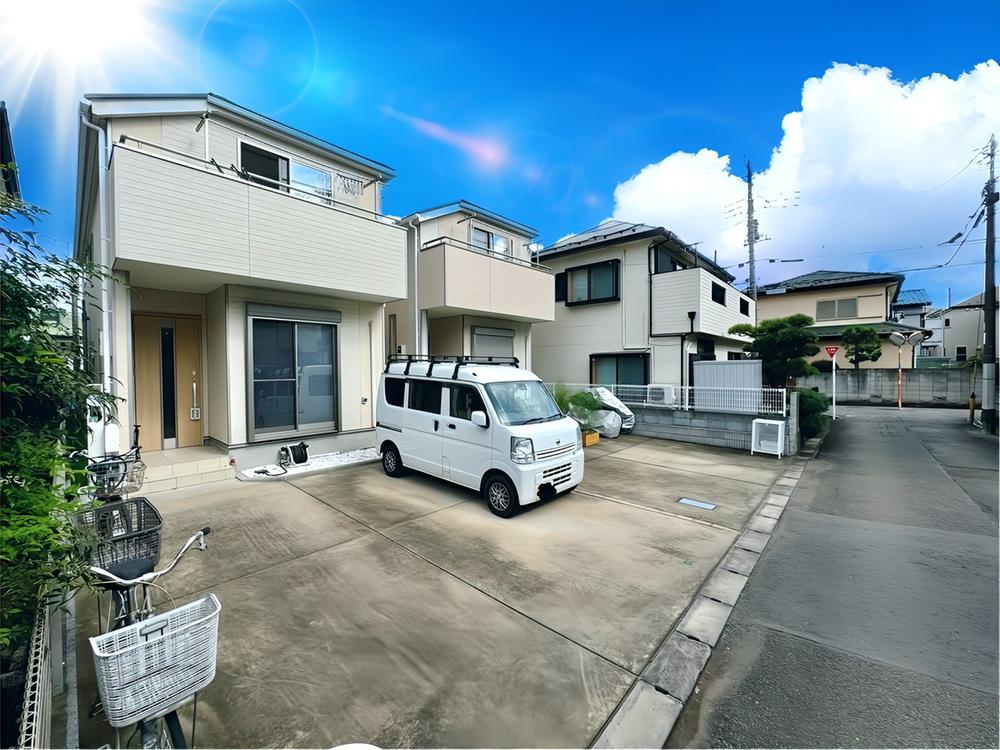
[75, 93, 406, 468]
[938, 287, 1000, 363]
[530, 220, 755, 387]
[385, 201, 553, 366]
[756, 270, 927, 368]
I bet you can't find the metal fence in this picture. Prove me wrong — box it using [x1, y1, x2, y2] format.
[545, 383, 787, 416]
[17, 606, 51, 750]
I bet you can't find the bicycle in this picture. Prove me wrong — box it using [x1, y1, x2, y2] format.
[87, 528, 220, 749]
[74, 424, 147, 505]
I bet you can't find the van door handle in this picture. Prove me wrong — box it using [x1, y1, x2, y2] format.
[434, 420, 439, 431]
[447, 423, 456, 429]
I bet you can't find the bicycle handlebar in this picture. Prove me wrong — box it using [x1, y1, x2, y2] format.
[90, 528, 211, 587]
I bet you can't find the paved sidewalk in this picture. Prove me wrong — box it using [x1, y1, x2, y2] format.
[668, 407, 999, 748]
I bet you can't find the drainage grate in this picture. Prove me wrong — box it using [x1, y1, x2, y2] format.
[678, 497, 717, 510]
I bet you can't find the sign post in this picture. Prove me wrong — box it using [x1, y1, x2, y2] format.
[826, 346, 839, 420]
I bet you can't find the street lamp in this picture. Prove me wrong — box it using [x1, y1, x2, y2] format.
[889, 331, 930, 408]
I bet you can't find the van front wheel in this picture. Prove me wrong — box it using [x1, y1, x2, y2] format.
[382, 443, 406, 477]
[483, 474, 519, 518]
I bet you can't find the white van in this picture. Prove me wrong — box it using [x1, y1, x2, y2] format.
[375, 356, 584, 518]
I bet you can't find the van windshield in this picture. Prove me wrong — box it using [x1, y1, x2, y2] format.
[485, 381, 563, 426]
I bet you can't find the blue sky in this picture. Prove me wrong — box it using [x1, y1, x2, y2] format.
[3, 0, 999, 305]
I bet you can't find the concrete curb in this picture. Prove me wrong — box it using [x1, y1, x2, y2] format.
[590, 428, 831, 748]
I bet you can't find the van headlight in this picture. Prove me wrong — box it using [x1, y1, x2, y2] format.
[510, 437, 535, 464]
[575, 424, 583, 451]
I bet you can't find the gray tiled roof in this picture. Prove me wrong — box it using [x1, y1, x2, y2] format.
[759, 269, 904, 294]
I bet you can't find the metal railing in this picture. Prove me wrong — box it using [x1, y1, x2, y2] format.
[421, 236, 551, 272]
[546, 383, 788, 416]
[17, 606, 51, 750]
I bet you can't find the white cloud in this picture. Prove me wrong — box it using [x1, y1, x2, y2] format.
[611, 61, 1000, 303]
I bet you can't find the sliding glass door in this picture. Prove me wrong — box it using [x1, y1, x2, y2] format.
[251, 317, 337, 438]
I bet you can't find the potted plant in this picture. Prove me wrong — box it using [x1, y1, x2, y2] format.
[552, 385, 603, 446]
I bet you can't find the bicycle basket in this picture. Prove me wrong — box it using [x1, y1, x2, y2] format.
[88, 455, 146, 498]
[72, 498, 163, 569]
[90, 595, 221, 728]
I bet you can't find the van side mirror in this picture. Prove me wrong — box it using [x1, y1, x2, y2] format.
[471, 410, 487, 427]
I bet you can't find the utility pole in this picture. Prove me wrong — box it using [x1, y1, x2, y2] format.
[983, 134, 997, 434]
[746, 160, 757, 299]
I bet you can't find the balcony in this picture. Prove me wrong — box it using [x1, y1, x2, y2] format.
[650, 267, 754, 337]
[418, 238, 554, 322]
[109, 143, 406, 301]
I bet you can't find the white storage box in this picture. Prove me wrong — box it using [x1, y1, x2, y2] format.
[751, 418, 785, 458]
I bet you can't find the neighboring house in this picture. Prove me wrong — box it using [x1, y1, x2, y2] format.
[892, 288, 938, 358]
[921, 308, 946, 358]
[939, 287, 1000, 363]
[530, 220, 755, 387]
[385, 200, 553, 367]
[75, 93, 406, 463]
[756, 270, 926, 369]
[1, 99, 21, 198]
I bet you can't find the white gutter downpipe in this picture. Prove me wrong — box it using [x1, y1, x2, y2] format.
[405, 217, 421, 355]
[80, 113, 114, 445]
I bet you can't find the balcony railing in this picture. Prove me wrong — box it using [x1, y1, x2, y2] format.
[421, 236, 550, 272]
[545, 382, 788, 416]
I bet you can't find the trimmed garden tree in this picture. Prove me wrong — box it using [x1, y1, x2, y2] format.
[841, 325, 883, 369]
[729, 313, 821, 387]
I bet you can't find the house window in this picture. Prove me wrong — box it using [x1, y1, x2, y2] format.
[387, 313, 398, 355]
[956, 346, 967, 362]
[240, 142, 288, 190]
[816, 298, 859, 321]
[945, 318, 951, 327]
[590, 353, 648, 385]
[471, 227, 511, 255]
[250, 316, 337, 438]
[653, 246, 685, 274]
[409, 380, 442, 414]
[554, 272, 567, 302]
[566, 260, 620, 305]
[384, 377, 405, 407]
[711, 283, 726, 306]
[728, 352, 745, 361]
[739, 298, 750, 316]
[472, 327, 515, 358]
[290, 161, 332, 203]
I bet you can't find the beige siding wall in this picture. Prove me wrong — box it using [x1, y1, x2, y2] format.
[942, 305, 994, 359]
[111, 271, 133, 452]
[420, 213, 533, 261]
[417, 242, 553, 321]
[757, 283, 894, 325]
[111, 147, 406, 300]
[206, 287, 229, 444]
[428, 316, 464, 356]
[813, 338, 917, 370]
[224, 285, 382, 444]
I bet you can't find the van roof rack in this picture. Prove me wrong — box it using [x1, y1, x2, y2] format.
[384, 354, 520, 379]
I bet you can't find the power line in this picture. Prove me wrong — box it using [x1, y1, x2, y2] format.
[916, 149, 987, 193]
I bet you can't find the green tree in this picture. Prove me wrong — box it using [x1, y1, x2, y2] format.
[729, 314, 821, 387]
[1, 167, 110, 678]
[841, 325, 883, 370]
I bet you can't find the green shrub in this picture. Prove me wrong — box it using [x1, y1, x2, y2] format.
[798, 388, 830, 440]
[1, 178, 110, 675]
[551, 384, 603, 429]
[813, 358, 833, 373]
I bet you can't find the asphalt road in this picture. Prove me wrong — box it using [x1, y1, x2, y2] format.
[668, 407, 999, 748]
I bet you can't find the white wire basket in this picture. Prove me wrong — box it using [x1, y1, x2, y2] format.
[89, 595, 221, 728]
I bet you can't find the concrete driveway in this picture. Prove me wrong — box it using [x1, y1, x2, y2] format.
[75, 435, 787, 748]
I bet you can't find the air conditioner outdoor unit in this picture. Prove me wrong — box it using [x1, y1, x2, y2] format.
[647, 385, 675, 406]
[751, 419, 785, 458]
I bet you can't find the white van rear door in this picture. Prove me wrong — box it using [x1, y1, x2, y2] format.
[402, 380, 444, 477]
[443, 384, 493, 489]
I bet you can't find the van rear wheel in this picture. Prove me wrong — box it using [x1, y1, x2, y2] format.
[381, 443, 406, 477]
[483, 474, 519, 518]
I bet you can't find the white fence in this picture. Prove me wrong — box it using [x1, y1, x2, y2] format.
[546, 383, 787, 416]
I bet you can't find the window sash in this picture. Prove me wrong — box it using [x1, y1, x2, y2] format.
[711, 283, 726, 306]
[566, 261, 619, 304]
[471, 228, 491, 250]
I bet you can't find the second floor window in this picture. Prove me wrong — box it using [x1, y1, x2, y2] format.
[291, 162, 333, 202]
[956, 346, 967, 362]
[653, 247, 686, 274]
[241, 142, 288, 190]
[740, 298, 750, 316]
[567, 260, 619, 305]
[471, 227, 511, 255]
[711, 283, 726, 306]
[816, 297, 859, 321]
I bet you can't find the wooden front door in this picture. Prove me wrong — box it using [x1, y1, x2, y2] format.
[133, 315, 203, 450]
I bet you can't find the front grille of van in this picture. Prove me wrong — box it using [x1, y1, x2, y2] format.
[536, 443, 574, 461]
[542, 463, 574, 486]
